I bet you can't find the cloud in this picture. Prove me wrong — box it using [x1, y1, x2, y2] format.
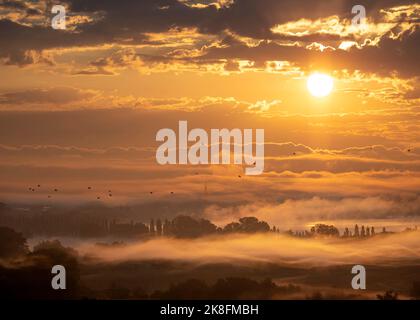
[0, 96, 418, 211]
[201, 24, 420, 77]
[202, 196, 420, 229]
[0, 0, 418, 79]
[0, 87, 95, 106]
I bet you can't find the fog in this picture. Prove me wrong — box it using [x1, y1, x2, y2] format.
[74, 231, 420, 267]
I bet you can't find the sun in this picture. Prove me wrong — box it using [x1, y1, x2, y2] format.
[307, 73, 334, 97]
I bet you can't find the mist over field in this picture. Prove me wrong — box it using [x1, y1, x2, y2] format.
[76, 232, 420, 267]
[5, 229, 414, 300]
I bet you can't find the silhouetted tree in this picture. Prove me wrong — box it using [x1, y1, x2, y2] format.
[344, 227, 350, 237]
[31, 240, 80, 297]
[0, 239, 80, 299]
[223, 217, 270, 234]
[156, 219, 162, 236]
[312, 224, 339, 237]
[0, 226, 29, 258]
[168, 215, 217, 238]
[354, 224, 360, 237]
[224, 222, 241, 233]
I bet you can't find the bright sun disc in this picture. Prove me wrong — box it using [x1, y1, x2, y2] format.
[307, 73, 334, 97]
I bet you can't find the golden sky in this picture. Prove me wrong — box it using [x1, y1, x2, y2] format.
[0, 0, 419, 227]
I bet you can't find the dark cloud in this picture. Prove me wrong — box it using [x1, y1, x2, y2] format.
[65, 0, 414, 38]
[0, 0, 417, 77]
[0, 0, 27, 10]
[0, 19, 97, 65]
[201, 25, 420, 77]
[0, 87, 94, 105]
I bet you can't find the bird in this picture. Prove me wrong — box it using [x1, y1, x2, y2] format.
[37, 184, 41, 188]
[88, 186, 92, 190]
[97, 196, 101, 200]
[170, 192, 174, 194]
[150, 192, 153, 194]
[293, 152, 296, 156]
[408, 149, 411, 152]
[54, 188, 58, 192]
[238, 175, 242, 178]
[109, 194, 112, 197]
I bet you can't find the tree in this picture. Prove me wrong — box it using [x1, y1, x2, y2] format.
[223, 217, 270, 234]
[312, 224, 339, 237]
[169, 215, 217, 238]
[33, 239, 77, 256]
[0, 239, 80, 299]
[31, 239, 80, 298]
[156, 219, 162, 236]
[354, 224, 360, 237]
[0, 226, 29, 258]
[344, 227, 350, 237]
[223, 222, 241, 233]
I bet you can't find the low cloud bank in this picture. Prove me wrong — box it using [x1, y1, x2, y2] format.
[78, 231, 420, 267]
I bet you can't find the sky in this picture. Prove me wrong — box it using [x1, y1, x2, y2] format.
[0, 0, 419, 229]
